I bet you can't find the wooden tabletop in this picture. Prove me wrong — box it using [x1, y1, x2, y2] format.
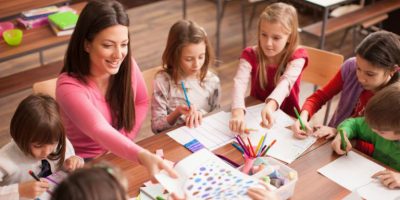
[92, 97, 356, 199]
[0, 2, 86, 62]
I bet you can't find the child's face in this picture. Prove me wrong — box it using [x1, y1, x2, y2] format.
[258, 19, 290, 59]
[356, 55, 392, 91]
[180, 42, 206, 78]
[372, 129, 400, 141]
[85, 25, 129, 77]
[30, 143, 57, 159]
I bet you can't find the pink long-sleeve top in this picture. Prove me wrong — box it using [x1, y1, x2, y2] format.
[56, 58, 149, 161]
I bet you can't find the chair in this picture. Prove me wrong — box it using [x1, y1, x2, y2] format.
[142, 65, 163, 97]
[301, 46, 344, 125]
[32, 78, 58, 98]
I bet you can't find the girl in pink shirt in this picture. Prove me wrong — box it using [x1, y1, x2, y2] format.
[230, 2, 308, 133]
[56, 0, 176, 181]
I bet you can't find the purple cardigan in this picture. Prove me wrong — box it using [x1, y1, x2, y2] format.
[328, 57, 364, 127]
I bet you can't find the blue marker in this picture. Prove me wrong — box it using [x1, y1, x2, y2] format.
[181, 81, 191, 107]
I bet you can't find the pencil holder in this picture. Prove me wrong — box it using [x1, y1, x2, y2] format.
[241, 155, 255, 175]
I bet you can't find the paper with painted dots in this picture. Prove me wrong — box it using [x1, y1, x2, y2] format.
[155, 149, 259, 199]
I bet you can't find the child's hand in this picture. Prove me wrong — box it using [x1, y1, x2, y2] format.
[175, 105, 190, 115]
[292, 118, 312, 139]
[184, 105, 202, 128]
[260, 104, 275, 129]
[137, 149, 178, 183]
[19, 179, 49, 199]
[247, 181, 279, 200]
[229, 108, 246, 134]
[331, 130, 352, 155]
[63, 155, 84, 172]
[312, 125, 337, 139]
[372, 170, 400, 189]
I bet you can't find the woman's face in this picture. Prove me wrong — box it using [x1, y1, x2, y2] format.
[356, 55, 394, 91]
[85, 25, 129, 77]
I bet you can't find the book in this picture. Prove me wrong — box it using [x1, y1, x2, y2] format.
[154, 149, 260, 199]
[48, 11, 78, 30]
[318, 151, 400, 200]
[17, 16, 49, 29]
[49, 21, 74, 37]
[21, 6, 59, 20]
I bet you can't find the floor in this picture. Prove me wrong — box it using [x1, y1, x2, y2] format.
[0, 0, 364, 148]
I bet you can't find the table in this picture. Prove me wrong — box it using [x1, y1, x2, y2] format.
[302, 0, 355, 49]
[92, 97, 357, 199]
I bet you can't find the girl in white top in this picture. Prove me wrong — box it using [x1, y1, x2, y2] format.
[151, 20, 221, 133]
[0, 94, 83, 199]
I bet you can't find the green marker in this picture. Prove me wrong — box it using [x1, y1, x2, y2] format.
[339, 129, 347, 155]
[293, 107, 306, 131]
[156, 196, 166, 200]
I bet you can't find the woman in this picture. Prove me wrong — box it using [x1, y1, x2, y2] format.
[56, 0, 176, 180]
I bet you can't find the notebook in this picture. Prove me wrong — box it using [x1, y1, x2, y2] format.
[48, 11, 78, 30]
[154, 149, 260, 199]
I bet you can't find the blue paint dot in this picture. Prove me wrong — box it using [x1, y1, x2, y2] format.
[200, 167, 206, 171]
[195, 178, 201, 183]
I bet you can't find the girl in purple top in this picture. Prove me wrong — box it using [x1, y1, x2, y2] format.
[56, 0, 177, 181]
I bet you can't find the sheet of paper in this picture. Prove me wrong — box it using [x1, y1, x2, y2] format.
[245, 126, 316, 163]
[246, 103, 295, 129]
[167, 111, 234, 150]
[318, 151, 385, 191]
[319, 151, 400, 199]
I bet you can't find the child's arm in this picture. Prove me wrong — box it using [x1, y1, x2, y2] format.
[372, 170, 400, 189]
[230, 59, 252, 133]
[262, 58, 305, 128]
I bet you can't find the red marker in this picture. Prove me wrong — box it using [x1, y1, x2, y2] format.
[28, 170, 40, 181]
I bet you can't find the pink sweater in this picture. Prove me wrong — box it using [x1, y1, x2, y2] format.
[56, 59, 148, 161]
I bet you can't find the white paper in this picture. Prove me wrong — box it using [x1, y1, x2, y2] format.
[167, 111, 234, 150]
[318, 151, 400, 200]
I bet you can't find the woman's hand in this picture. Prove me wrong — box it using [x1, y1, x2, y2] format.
[63, 155, 85, 172]
[331, 130, 352, 155]
[230, 108, 246, 134]
[19, 179, 49, 199]
[184, 105, 202, 128]
[372, 170, 400, 189]
[138, 150, 178, 183]
[312, 125, 337, 139]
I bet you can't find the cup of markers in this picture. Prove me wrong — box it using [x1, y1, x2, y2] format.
[233, 133, 276, 175]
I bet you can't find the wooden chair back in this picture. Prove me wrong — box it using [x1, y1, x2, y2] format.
[301, 46, 344, 125]
[142, 65, 163, 96]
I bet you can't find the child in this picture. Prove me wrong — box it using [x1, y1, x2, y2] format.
[230, 2, 308, 133]
[0, 94, 84, 199]
[332, 82, 400, 189]
[151, 20, 221, 133]
[293, 31, 400, 142]
[51, 163, 128, 200]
